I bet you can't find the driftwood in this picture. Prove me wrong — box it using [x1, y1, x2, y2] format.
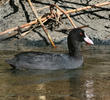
[0, 1, 110, 44]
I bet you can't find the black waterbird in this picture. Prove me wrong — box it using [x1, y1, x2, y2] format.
[7, 28, 93, 70]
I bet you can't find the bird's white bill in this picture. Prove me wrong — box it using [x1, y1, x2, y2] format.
[84, 34, 94, 45]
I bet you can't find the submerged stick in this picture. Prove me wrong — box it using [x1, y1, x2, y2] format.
[27, 0, 56, 48]
[0, 2, 110, 36]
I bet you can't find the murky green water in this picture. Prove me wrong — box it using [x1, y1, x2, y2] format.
[0, 46, 110, 100]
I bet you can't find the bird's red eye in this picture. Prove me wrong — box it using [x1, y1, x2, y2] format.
[80, 32, 83, 36]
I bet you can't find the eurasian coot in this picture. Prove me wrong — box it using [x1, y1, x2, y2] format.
[7, 28, 93, 70]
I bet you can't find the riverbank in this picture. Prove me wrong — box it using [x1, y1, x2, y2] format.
[0, 0, 110, 50]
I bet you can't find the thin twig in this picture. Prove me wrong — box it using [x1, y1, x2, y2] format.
[20, 25, 36, 37]
[27, 0, 56, 48]
[66, 2, 110, 14]
[55, 25, 89, 33]
[0, 2, 110, 36]
[54, 4, 77, 28]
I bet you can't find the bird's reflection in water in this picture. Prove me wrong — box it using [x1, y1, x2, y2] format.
[1, 46, 110, 100]
[6, 68, 94, 100]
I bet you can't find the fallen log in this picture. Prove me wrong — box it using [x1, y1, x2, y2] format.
[0, 2, 110, 36]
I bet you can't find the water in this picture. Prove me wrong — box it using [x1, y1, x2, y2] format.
[0, 46, 110, 100]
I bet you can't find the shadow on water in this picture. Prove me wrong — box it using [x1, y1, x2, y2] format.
[0, 68, 85, 100]
[8, 69, 82, 85]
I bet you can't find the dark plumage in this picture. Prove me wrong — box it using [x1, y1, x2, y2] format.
[7, 28, 93, 70]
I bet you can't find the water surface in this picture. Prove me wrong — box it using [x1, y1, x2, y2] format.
[0, 46, 110, 100]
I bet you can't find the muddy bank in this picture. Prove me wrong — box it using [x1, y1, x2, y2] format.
[0, 0, 110, 50]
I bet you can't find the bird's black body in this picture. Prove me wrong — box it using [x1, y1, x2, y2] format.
[8, 52, 83, 70]
[7, 28, 93, 70]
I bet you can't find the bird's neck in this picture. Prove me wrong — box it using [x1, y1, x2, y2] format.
[68, 41, 81, 57]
